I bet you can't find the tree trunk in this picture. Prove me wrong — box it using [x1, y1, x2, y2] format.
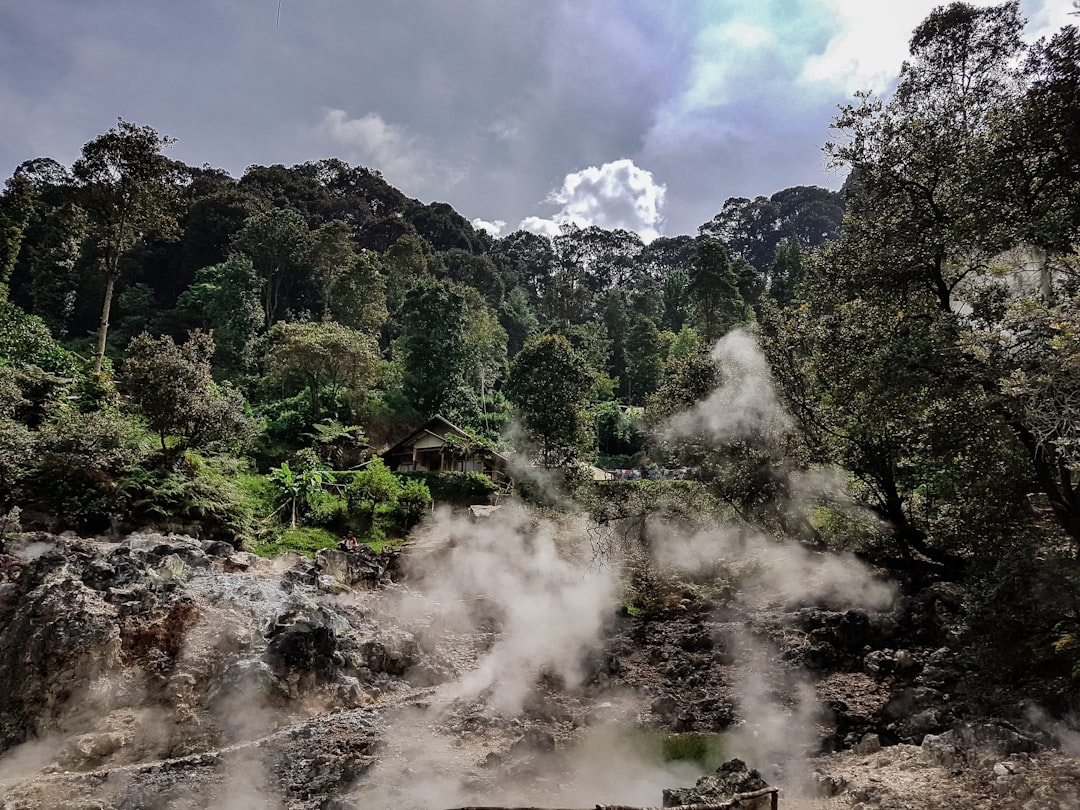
[93, 273, 117, 374]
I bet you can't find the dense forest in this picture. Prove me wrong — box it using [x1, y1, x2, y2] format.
[1, 1, 1078, 671]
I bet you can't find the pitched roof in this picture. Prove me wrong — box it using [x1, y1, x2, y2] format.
[384, 415, 470, 456]
[383, 414, 510, 463]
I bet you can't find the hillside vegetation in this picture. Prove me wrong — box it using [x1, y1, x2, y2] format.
[0, 0, 1078, 680]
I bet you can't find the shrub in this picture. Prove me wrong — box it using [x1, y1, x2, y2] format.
[27, 407, 150, 531]
[118, 452, 255, 541]
[305, 488, 349, 529]
[345, 459, 432, 539]
[395, 470, 497, 505]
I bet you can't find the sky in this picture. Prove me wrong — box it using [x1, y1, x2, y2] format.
[0, 0, 1074, 240]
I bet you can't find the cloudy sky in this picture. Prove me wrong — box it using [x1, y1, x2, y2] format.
[1, 1, 1073, 239]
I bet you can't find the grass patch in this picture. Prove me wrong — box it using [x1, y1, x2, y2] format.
[661, 733, 726, 770]
[365, 537, 407, 553]
[250, 526, 339, 558]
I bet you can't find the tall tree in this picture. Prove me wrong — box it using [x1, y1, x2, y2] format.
[326, 251, 389, 336]
[265, 320, 378, 422]
[231, 208, 313, 328]
[0, 176, 35, 301]
[397, 279, 473, 418]
[506, 334, 596, 467]
[29, 202, 86, 337]
[688, 238, 747, 344]
[72, 120, 182, 373]
[174, 255, 264, 375]
[624, 314, 667, 403]
[767, 2, 1080, 568]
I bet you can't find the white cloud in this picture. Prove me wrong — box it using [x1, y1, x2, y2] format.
[682, 20, 775, 109]
[519, 158, 667, 242]
[316, 108, 461, 197]
[801, 0, 1078, 94]
[470, 217, 506, 236]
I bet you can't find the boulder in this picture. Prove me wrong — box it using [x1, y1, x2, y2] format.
[315, 547, 389, 587]
[663, 757, 770, 807]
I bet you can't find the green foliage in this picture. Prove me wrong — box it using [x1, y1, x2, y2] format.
[499, 286, 539, 356]
[326, 250, 388, 335]
[28, 201, 85, 337]
[699, 186, 845, 274]
[0, 176, 35, 299]
[73, 119, 182, 373]
[123, 330, 252, 452]
[306, 418, 368, 468]
[0, 301, 81, 379]
[235, 470, 281, 522]
[118, 452, 255, 540]
[506, 333, 596, 466]
[688, 238, 749, 343]
[28, 406, 150, 531]
[174, 254, 263, 375]
[250, 526, 339, 559]
[767, 239, 804, 307]
[251, 390, 312, 465]
[961, 542, 1080, 677]
[265, 319, 378, 422]
[667, 326, 701, 362]
[231, 208, 313, 328]
[0, 415, 34, 511]
[395, 470, 497, 505]
[268, 450, 337, 528]
[624, 314, 667, 403]
[594, 401, 646, 461]
[397, 278, 506, 423]
[759, 2, 1080, 573]
[345, 458, 432, 539]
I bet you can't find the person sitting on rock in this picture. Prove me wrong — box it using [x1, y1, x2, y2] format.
[339, 530, 359, 552]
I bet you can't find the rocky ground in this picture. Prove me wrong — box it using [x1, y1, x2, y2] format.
[0, 525, 1078, 809]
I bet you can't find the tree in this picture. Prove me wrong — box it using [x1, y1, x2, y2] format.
[72, 120, 182, 373]
[440, 248, 505, 306]
[344, 457, 431, 538]
[499, 286, 539, 357]
[0, 176, 35, 300]
[698, 186, 844, 273]
[660, 268, 693, 333]
[308, 219, 359, 318]
[490, 229, 557, 301]
[270, 451, 336, 529]
[395, 278, 507, 426]
[28, 202, 86, 337]
[763, 2, 1080, 570]
[231, 208, 314, 329]
[265, 320, 378, 422]
[174, 185, 267, 296]
[325, 250, 389, 336]
[382, 232, 435, 315]
[505, 334, 596, 466]
[174, 255, 263, 375]
[122, 331, 249, 452]
[767, 239, 804, 307]
[397, 279, 470, 418]
[688, 238, 747, 344]
[823, 1, 1026, 312]
[624, 314, 667, 403]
